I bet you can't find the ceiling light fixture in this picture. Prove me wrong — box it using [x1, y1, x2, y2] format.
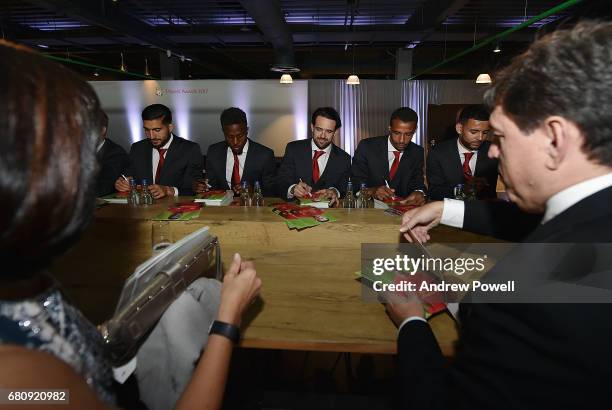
[144, 58, 150, 76]
[493, 43, 501, 53]
[475, 73, 492, 84]
[346, 74, 360, 85]
[280, 73, 293, 84]
[120, 52, 126, 72]
[93, 70, 100, 77]
[346, 43, 360, 85]
[166, 49, 171, 58]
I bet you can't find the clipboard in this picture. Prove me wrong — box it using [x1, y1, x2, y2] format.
[100, 226, 221, 366]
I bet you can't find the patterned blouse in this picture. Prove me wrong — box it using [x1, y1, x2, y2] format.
[0, 283, 116, 405]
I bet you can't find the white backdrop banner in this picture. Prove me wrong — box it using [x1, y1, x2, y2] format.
[90, 79, 309, 156]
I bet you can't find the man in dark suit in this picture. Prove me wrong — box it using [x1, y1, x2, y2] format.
[115, 104, 203, 198]
[390, 21, 612, 409]
[277, 107, 351, 206]
[194, 107, 276, 196]
[351, 107, 426, 205]
[427, 104, 499, 200]
[96, 110, 128, 197]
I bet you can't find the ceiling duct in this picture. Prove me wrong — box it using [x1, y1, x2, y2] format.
[239, 0, 299, 72]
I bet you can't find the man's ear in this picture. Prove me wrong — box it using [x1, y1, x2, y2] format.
[168, 123, 174, 134]
[455, 123, 463, 135]
[543, 116, 571, 170]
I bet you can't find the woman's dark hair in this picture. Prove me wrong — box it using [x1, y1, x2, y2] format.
[0, 40, 102, 279]
[311, 107, 341, 130]
[142, 104, 173, 124]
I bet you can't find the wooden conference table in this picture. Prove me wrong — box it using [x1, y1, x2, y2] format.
[52, 197, 496, 356]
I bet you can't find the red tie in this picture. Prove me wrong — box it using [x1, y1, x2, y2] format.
[389, 151, 401, 180]
[463, 152, 474, 183]
[155, 148, 167, 184]
[312, 150, 325, 183]
[231, 153, 241, 187]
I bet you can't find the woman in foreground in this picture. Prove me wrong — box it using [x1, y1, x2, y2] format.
[0, 40, 261, 409]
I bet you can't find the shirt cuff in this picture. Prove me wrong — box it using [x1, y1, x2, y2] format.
[440, 198, 465, 228]
[173, 187, 179, 197]
[398, 316, 428, 334]
[287, 184, 297, 199]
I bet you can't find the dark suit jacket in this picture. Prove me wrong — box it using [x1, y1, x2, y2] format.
[206, 139, 276, 196]
[96, 138, 128, 197]
[427, 139, 499, 200]
[126, 135, 203, 195]
[277, 139, 351, 199]
[351, 135, 425, 197]
[398, 186, 612, 410]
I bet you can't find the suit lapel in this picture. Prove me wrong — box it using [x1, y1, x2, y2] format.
[299, 140, 315, 186]
[217, 143, 230, 190]
[526, 186, 612, 242]
[474, 141, 490, 177]
[381, 137, 391, 181]
[241, 140, 255, 182]
[449, 139, 464, 181]
[145, 143, 154, 183]
[159, 135, 179, 182]
[317, 144, 337, 187]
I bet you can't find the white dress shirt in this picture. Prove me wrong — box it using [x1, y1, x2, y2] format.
[287, 141, 335, 198]
[97, 139, 106, 153]
[225, 139, 249, 188]
[151, 134, 178, 196]
[457, 139, 478, 175]
[440, 172, 612, 228]
[387, 137, 404, 170]
[399, 172, 612, 333]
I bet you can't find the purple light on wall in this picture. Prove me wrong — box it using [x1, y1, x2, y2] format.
[122, 82, 144, 144]
[292, 80, 308, 140]
[340, 83, 358, 155]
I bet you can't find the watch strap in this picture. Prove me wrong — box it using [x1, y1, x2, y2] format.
[208, 320, 240, 344]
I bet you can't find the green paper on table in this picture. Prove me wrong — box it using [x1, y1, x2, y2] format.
[271, 203, 337, 230]
[152, 210, 201, 221]
[355, 270, 447, 319]
[285, 213, 337, 230]
[101, 192, 128, 204]
[297, 197, 330, 208]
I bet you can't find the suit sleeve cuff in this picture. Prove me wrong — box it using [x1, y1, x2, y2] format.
[287, 184, 297, 199]
[440, 198, 465, 228]
[398, 316, 427, 334]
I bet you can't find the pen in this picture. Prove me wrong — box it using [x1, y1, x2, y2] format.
[298, 178, 312, 198]
[121, 174, 129, 182]
[384, 179, 390, 189]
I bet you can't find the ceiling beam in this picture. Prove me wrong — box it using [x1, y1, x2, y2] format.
[15, 30, 535, 48]
[403, 0, 472, 46]
[404, 0, 471, 29]
[23, 0, 245, 77]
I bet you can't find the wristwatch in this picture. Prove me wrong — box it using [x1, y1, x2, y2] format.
[208, 320, 240, 344]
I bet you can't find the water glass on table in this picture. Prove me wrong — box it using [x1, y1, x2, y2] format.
[152, 221, 173, 254]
